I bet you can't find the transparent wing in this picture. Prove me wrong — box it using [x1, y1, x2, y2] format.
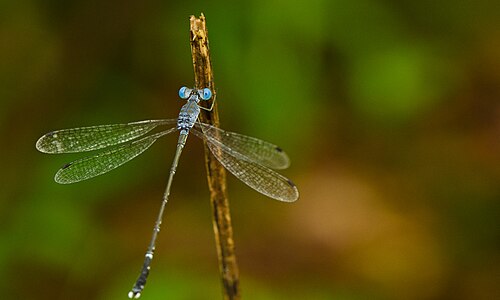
[36, 119, 177, 154]
[55, 128, 177, 184]
[195, 122, 290, 169]
[192, 128, 299, 202]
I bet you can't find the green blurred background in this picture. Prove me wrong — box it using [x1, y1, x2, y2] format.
[1, 0, 499, 299]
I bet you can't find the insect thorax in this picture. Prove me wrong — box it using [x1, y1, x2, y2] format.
[177, 100, 200, 133]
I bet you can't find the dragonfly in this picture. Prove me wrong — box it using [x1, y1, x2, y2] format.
[36, 86, 299, 298]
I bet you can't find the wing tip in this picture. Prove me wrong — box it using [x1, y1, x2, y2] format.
[35, 134, 50, 153]
[54, 164, 75, 184]
[275, 150, 291, 169]
[36, 131, 64, 154]
[278, 179, 299, 202]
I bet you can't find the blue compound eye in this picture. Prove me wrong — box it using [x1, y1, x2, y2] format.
[178, 86, 190, 99]
[200, 88, 212, 100]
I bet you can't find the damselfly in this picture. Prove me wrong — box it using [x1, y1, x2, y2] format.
[36, 87, 299, 298]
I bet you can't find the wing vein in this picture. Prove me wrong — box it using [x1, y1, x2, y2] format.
[192, 128, 298, 202]
[37, 119, 176, 153]
[55, 128, 177, 184]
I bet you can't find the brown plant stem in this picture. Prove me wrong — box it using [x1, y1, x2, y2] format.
[189, 14, 241, 300]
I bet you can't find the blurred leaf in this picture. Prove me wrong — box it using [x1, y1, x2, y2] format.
[349, 44, 449, 124]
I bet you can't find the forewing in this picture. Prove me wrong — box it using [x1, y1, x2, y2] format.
[36, 119, 176, 153]
[55, 128, 177, 184]
[196, 122, 290, 169]
[192, 129, 298, 202]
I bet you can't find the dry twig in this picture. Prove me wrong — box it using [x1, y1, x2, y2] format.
[189, 14, 241, 300]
